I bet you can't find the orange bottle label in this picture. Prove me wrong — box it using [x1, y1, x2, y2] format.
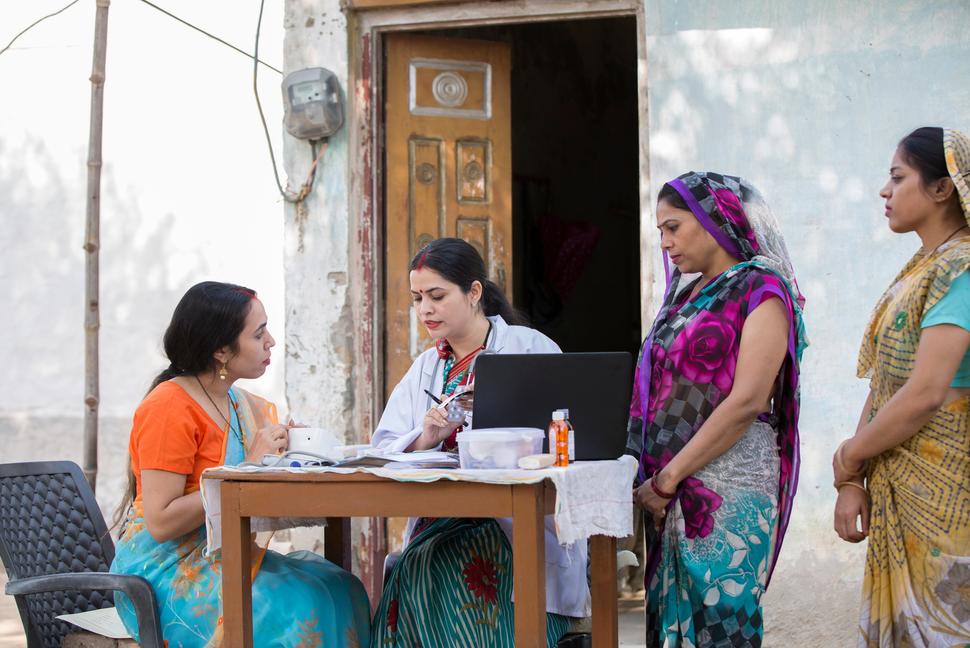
[556, 422, 569, 467]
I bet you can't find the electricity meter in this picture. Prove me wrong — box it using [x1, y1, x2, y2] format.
[282, 67, 343, 140]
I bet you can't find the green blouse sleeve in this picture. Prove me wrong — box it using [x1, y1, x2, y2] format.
[922, 270, 970, 331]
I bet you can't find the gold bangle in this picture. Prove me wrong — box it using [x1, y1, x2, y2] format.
[836, 440, 866, 478]
[836, 480, 868, 496]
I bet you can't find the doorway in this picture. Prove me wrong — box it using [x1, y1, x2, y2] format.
[383, 16, 641, 388]
[380, 15, 641, 552]
[505, 18, 641, 355]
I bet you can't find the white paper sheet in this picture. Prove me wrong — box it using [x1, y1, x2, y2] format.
[56, 606, 131, 639]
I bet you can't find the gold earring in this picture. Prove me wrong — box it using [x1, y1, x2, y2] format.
[218, 362, 228, 381]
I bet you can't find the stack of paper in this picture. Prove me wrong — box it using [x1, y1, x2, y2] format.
[361, 450, 459, 470]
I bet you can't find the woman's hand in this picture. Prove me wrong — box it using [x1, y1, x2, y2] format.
[245, 422, 290, 462]
[833, 480, 870, 543]
[634, 473, 676, 530]
[411, 406, 462, 451]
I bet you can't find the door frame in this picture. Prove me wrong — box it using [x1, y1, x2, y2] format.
[347, 0, 655, 437]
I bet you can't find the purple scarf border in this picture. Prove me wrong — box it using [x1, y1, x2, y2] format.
[668, 177, 744, 261]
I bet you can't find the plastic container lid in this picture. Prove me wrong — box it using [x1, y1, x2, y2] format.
[552, 410, 565, 421]
[455, 427, 545, 442]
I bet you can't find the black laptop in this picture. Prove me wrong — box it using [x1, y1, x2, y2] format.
[471, 352, 633, 460]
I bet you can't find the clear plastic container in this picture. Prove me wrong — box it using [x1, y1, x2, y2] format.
[455, 428, 545, 469]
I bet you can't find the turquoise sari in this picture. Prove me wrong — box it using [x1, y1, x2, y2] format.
[111, 386, 372, 647]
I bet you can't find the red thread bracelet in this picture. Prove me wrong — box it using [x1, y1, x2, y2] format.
[650, 472, 676, 499]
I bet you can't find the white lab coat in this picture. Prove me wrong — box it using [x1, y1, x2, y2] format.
[372, 315, 591, 617]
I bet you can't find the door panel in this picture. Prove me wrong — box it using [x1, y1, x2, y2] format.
[384, 33, 512, 397]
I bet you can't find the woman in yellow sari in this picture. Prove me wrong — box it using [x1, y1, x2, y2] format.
[834, 127, 970, 646]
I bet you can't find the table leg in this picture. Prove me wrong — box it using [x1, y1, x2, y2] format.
[590, 534, 618, 648]
[323, 517, 352, 571]
[512, 483, 545, 648]
[221, 482, 253, 648]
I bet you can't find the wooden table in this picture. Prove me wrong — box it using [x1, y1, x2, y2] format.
[212, 469, 619, 647]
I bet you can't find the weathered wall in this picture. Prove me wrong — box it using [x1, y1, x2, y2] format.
[0, 1, 287, 516]
[281, 0, 379, 567]
[643, 0, 970, 642]
[281, 0, 355, 443]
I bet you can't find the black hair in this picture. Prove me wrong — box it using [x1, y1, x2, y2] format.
[898, 127, 949, 186]
[147, 281, 258, 390]
[658, 183, 690, 211]
[409, 237, 527, 326]
[114, 281, 257, 529]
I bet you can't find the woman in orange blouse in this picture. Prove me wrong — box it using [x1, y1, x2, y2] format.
[110, 281, 371, 647]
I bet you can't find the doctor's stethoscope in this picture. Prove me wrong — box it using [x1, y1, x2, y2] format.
[423, 319, 497, 411]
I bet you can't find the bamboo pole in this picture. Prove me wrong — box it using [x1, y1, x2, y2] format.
[83, 0, 110, 492]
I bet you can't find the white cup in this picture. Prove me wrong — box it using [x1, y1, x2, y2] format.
[287, 427, 340, 458]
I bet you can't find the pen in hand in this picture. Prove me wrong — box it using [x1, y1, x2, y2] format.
[423, 389, 443, 405]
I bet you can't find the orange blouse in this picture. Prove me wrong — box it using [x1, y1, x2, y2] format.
[129, 381, 227, 499]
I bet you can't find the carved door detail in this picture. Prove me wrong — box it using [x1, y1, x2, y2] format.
[384, 34, 512, 397]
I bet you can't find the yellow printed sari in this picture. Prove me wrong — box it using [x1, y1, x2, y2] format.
[856, 238, 970, 647]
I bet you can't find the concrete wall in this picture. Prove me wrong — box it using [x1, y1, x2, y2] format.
[0, 1, 287, 516]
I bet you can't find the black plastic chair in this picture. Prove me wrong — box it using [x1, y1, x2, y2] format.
[0, 461, 163, 648]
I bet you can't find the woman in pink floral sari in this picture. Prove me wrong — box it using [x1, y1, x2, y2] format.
[628, 172, 807, 647]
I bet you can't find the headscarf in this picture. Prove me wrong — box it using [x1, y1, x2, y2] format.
[858, 128, 970, 380]
[944, 128, 970, 224]
[630, 171, 807, 587]
[662, 172, 807, 345]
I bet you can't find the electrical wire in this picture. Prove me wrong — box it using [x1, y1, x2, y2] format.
[3, 0, 306, 206]
[253, 0, 295, 201]
[137, 0, 282, 74]
[0, 0, 82, 58]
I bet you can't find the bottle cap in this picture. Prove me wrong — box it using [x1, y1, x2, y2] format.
[552, 410, 565, 421]
[561, 408, 570, 418]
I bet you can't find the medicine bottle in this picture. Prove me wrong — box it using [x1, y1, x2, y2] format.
[548, 410, 569, 467]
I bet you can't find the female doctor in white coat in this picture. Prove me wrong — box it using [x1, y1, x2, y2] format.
[370, 238, 589, 647]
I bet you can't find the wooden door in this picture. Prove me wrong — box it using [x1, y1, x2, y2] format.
[384, 33, 513, 396]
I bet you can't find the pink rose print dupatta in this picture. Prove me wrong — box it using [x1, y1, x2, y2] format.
[627, 172, 808, 591]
